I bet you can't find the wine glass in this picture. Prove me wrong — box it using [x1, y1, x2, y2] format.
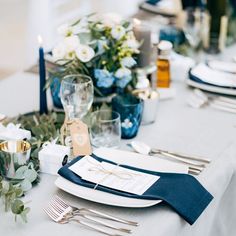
[60, 74, 94, 120]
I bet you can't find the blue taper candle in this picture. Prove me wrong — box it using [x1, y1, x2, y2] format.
[38, 35, 48, 114]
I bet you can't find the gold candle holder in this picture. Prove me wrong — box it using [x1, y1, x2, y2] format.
[0, 140, 31, 179]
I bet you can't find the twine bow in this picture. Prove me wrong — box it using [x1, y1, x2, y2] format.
[86, 157, 138, 190]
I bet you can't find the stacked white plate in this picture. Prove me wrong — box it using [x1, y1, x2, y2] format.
[187, 62, 236, 96]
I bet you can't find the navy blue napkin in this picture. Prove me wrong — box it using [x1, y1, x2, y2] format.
[145, 0, 161, 5]
[58, 154, 213, 225]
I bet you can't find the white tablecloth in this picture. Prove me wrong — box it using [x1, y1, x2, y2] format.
[1, 73, 236, 235]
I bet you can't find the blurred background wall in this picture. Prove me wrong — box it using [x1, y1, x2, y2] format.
[0, 0, 143, 78]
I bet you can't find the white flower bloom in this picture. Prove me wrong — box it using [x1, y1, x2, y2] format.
[75, 44, 95, 62]
[57, 24, 72, 36]
[64, 35, 80, 53]
[65, 51, 76, 60]
[97, 39, 108, 54]
[115, 67, 131, 78]
[72, 17, 89, 34]
[122, 39, 139, 50]
[52, 42, 66, 60]
[120, 57, 136, 68]
[96, 23, 105, 30]
[101, 13, 123, 27]
[111, 25, 126, 40]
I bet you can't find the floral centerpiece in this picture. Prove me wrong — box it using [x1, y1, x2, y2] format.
[49, 13, 140, 107]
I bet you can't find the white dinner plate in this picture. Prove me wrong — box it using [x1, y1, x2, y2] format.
[55, 147, 188, 208]
[190, 63, 236, 88]
[55, 177, 161, 208]
[186, 77, 236, 96]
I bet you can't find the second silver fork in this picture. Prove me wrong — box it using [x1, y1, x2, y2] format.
[54, 195, 138, 226]
[48, 195, 134, 233]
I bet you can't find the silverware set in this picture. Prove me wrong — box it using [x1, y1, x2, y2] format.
[188, 88, 236, 114]
[147, 147, 210, 175]
[129, 141, 211, 175]
[44, 195, 138, 236]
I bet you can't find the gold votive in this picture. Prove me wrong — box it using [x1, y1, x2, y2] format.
[0, 140, 31, 179]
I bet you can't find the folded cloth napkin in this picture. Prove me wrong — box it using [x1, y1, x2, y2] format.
[145, 0, 161, 5]
[58, 154, 213, 225]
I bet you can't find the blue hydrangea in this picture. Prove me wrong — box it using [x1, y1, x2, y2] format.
[94, 69, 115, 88]
[115, 75, 132, 88]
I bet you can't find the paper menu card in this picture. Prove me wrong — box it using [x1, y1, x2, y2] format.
[69, 156, 160, 195]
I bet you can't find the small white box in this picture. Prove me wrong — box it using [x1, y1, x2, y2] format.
[0, 123, 31, 141]
[38, 144, 70, 175]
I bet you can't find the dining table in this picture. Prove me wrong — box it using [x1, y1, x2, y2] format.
[1, 44, 236, 236]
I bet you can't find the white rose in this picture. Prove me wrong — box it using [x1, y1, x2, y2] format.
[64, 35, 80, 53]
[65, 51, 76, 60]
[111, 25, 126, 40]
[57, 24, 72, 36]
[75, 44, 95, 62]
[120, 57, 136, 68]
[115, 67, 131, 78]
[52, 42, 66, 60]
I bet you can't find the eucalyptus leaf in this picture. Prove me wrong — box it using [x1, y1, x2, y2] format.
[15, 166, 28, 179]
[1, 111, 64, 222]
[11, 199, 24, 214]
[20, 179, 32, 192]
[21, 207, 31, 223]
[24, 169, 37, 183]
[15, 188, 23, 197]
[20, 212, 27, 223]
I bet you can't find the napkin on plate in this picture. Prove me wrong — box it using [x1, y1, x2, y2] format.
[58, 154, 213, 225]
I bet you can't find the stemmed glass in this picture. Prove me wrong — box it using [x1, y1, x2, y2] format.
[182, 8, 207, 61]
[60, 74, 94, 120]
[60, 74, 94, 145]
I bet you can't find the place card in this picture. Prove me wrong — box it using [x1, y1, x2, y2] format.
[69, 156, 160, 195]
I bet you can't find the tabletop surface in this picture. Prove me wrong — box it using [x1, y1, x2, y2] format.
[1, 45, 236, 236]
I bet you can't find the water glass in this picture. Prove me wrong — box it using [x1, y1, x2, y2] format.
[112, 94, 144, 139]
[60, 74, 94, 120]
[90, 110, 121, 148]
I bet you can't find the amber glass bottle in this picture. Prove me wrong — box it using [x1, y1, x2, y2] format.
[156, 41, 172, 88]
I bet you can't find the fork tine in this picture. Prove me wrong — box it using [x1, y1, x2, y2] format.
[53, 197, 68, 209]
[49, 201, 64, 214]
[44, 207, 59, 222]
[55, 195, 69, 208]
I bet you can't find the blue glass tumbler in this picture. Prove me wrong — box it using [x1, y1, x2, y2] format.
[112, 94, 144, 139]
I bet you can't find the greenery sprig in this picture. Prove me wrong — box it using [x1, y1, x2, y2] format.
[0, 111, 65, 222]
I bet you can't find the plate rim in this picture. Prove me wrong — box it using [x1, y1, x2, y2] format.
[55, 176, 162, 208]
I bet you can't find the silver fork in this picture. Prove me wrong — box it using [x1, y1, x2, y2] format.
[54, 195, 138, 226]
[44, 204, 123, 236]
[48, 198, 132, 234]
